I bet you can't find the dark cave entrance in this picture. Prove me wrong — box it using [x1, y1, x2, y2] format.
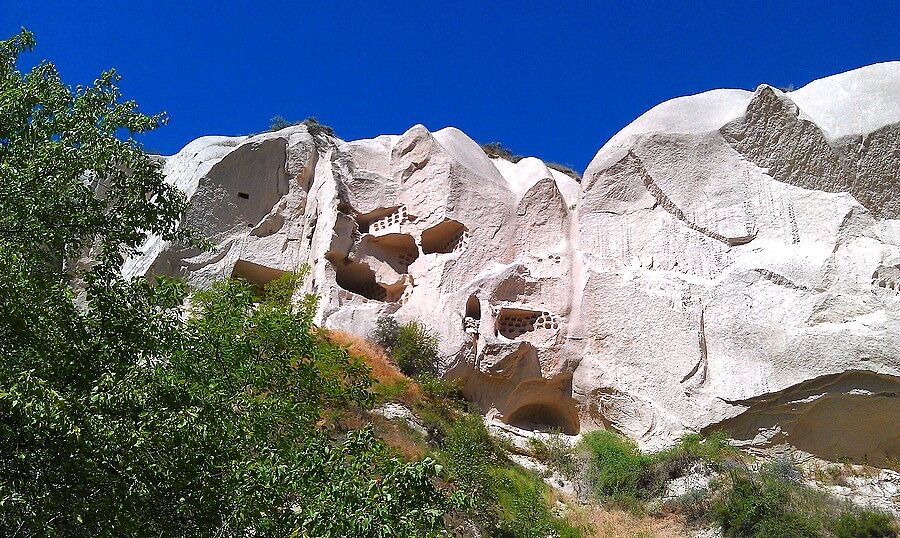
[421, 219, 468, 254]
[507, 403, 578, 435]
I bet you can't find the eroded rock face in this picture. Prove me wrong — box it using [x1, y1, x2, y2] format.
[131, 62, 900, 466]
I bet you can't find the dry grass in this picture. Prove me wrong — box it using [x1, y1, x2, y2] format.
[371, 415, 427, 460]
[322, 329, 429, 460]
[322, 328, 423, 403]
[568, 506, 691, 538]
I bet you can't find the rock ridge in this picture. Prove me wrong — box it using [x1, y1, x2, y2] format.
[132, 63, 900, 466]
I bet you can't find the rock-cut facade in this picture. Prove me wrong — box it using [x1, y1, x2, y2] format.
[127, 63, 900, 466]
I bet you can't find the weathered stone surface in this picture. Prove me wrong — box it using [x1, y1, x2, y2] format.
[131, 63, 900, 466]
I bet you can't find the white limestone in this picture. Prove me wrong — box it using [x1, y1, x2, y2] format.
[132, 63, 900, 468]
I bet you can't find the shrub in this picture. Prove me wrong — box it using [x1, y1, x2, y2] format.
[268, 115, 336, 139]
[713, 472, 820, 538]
[418, 373, 464, 402]
[269, 114, 293, 130]
[392, 321, 440, 377]
[529, 431, 578, 480]
[832, 510, 897, 538]
[579, 430, 741, 510]
[302, 115, 336, 138]
[670, 487, 711, 522]
[481, 142, 523, 162]
[763, 456, 802, 483]
[580, 430, 653, 504]
[371, 315, 401, 351]
[441, 414, 501, 507]
[441, 413, 584, 537]
[490, 465, 582, 538]
[502, 480, 557, 538]
[677, 430, 734, 464]
[754, 512, 821, 538]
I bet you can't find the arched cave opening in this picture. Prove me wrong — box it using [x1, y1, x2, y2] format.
[715, 371, 900, 467]
[331, 258, 387, 301]
[507, 403, 578, 435]
[231, 259, 287, 294]
[421, 219, 468, 254]
[465, 294, 481, 320]
[367, 233, 419, 274]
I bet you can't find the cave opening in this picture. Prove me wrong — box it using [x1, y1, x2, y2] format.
[465, 294, 481, 320]
[507, 403, 578, 435]
[495, 307, 557, 338]
[331, 259, 387, 301]
[368, 233, 419, 273]
[715, 371, 900, 467]
[421, 219, 468, 254]
[355, 206, 411, 234]
[231, 259, 287, 295]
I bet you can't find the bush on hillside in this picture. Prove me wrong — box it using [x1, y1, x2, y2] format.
[528, 431, 579, 480]
[713, 471, 820, 538]
[371, 315, 401, 350]
[371, 316, 440, 377]
[832, 510, 897, 538]
[394, 321, 440, 377]
[578, 430, 737, 508]
[546, 161, 582, 181]
[580, 430, 653, 504]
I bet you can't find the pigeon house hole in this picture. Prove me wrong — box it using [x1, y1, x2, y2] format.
[421, 219, 469, 254]
[496, 307, 557, 338]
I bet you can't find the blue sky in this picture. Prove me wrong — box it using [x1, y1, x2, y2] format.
[4, 1, 899, 171]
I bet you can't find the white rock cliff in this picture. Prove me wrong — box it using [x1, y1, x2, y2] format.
[130, 63, 900, 466]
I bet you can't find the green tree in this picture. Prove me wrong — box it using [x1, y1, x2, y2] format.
[0, 29, 448, 536]
[393, 321, 440, 377]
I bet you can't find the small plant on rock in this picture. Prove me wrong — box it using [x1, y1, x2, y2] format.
[481, 141, 523, 162]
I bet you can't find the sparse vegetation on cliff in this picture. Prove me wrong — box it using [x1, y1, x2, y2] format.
[269, 115, 336, 150]
[480, 142, 582, 180]
[481, 141, 525, 162]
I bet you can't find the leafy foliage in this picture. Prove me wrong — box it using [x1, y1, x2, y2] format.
[578, 430, 735, 507]
[580, 430, 653, 503]
[528, 431, 579, 480]
[832, 510, 897, 538]
[440, 414, 581, 537]
[371, 315, 402, 351]
[0, 30, 448, 536]
[443, 414, 503, 504]
[712, 471, 820, 538]
[0, 29, 192, 274]
[710, 462, 898, 538]
[371, 316, 440, 377]
[491, 466, 581, 538]
[393, 322, 440, 377]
